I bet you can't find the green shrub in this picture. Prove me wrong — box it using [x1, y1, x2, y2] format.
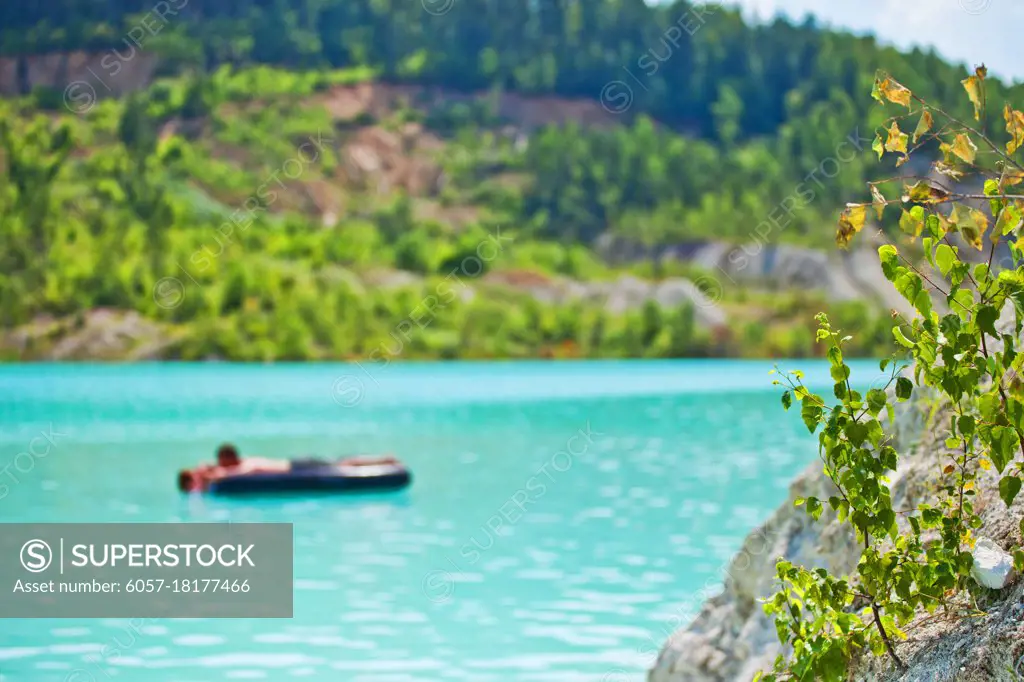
[759, 67, 1024, 682]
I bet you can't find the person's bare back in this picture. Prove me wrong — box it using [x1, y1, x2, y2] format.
[214, 443, 289, 476]
[232, 457, 289, 474]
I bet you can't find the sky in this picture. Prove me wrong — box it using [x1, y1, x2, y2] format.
[724, 0, 1024, 83]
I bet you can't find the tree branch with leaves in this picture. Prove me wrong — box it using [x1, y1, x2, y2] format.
[756, 66, 1024, 682]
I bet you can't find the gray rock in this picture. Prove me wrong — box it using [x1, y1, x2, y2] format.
[971, 538, 1017, 590]
[487, 273, 729, 329]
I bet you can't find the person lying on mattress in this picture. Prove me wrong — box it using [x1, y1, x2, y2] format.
[208, 443, 290, 476]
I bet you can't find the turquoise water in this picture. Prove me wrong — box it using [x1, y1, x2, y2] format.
[0, 360, 886, 681]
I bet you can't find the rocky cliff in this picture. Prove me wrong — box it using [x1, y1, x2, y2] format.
[593, 236, 932, 321]
[649, 308, 1024, 682]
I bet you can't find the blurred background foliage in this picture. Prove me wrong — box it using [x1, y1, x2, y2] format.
[2, 0, 1001, 360]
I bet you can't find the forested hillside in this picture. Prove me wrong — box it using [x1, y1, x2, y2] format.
[0, 1, 1017, 360]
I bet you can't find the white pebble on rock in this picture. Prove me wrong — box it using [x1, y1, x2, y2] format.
[970, 538, 1017, 590]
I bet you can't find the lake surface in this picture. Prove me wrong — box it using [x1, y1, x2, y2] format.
[0, 360, 886, 681]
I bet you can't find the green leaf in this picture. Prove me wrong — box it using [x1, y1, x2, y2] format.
[934, 243, 956, 277]
[872, 133, 884, 160]
[895, 377, 913, 401]
[999, 475, 1022, 506]
[977, 305, 1000, 337]
[847, 422, 869, 446]
[877, 508, 897, 536]
[914, 289, 932, 319]
[989, 426, 1016, 473]
[867, 388, 887, 415]
[781, 390, 792, 411]
[878, 244, 898, 265]
[950, 288, 974, 318]
[801, 401, 822, 434]
[830, 363, 851, 382]
[893, 327, 915, 349]
[899, 206, 925, 237]
[979, 393, 1001, 422]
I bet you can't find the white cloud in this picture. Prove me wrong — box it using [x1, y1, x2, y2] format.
[722, 0, 1023, 82]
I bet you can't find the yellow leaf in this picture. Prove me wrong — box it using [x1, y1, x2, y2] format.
[949, 203, 989, 250]
[962, 75, 984, 121]
[1004, 103, 1024, 155]
[951, 133, 977, 164]
[837, 204, 869, 247]
[912, 110, 933, 143]
[884, 122, 908, 155]
[899, 209, 924, 237]
[902, 180, 949, 204]
[995, 203, 1023, 236]
[871, 185, 887, 220]
[934, 162, 965, 181]
[880, 78, 912, 108]
[936, 211, 953, 235]
[979, 458, 992, 471]
[1000, 166, 1024, 189]
[970, 206, 991, 237]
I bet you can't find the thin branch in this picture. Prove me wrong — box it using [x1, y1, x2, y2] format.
[912, 96, 1024, 175]
[896, 250, 949, 298]
[943, 193, 1024, 201]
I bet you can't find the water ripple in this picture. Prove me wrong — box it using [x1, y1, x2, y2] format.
[0, 360, 883, 681]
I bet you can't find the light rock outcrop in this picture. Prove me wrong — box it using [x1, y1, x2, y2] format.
[3, 309, 180, 360]
[483, 272, 728, 329]
[595, 236, 940, 320]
